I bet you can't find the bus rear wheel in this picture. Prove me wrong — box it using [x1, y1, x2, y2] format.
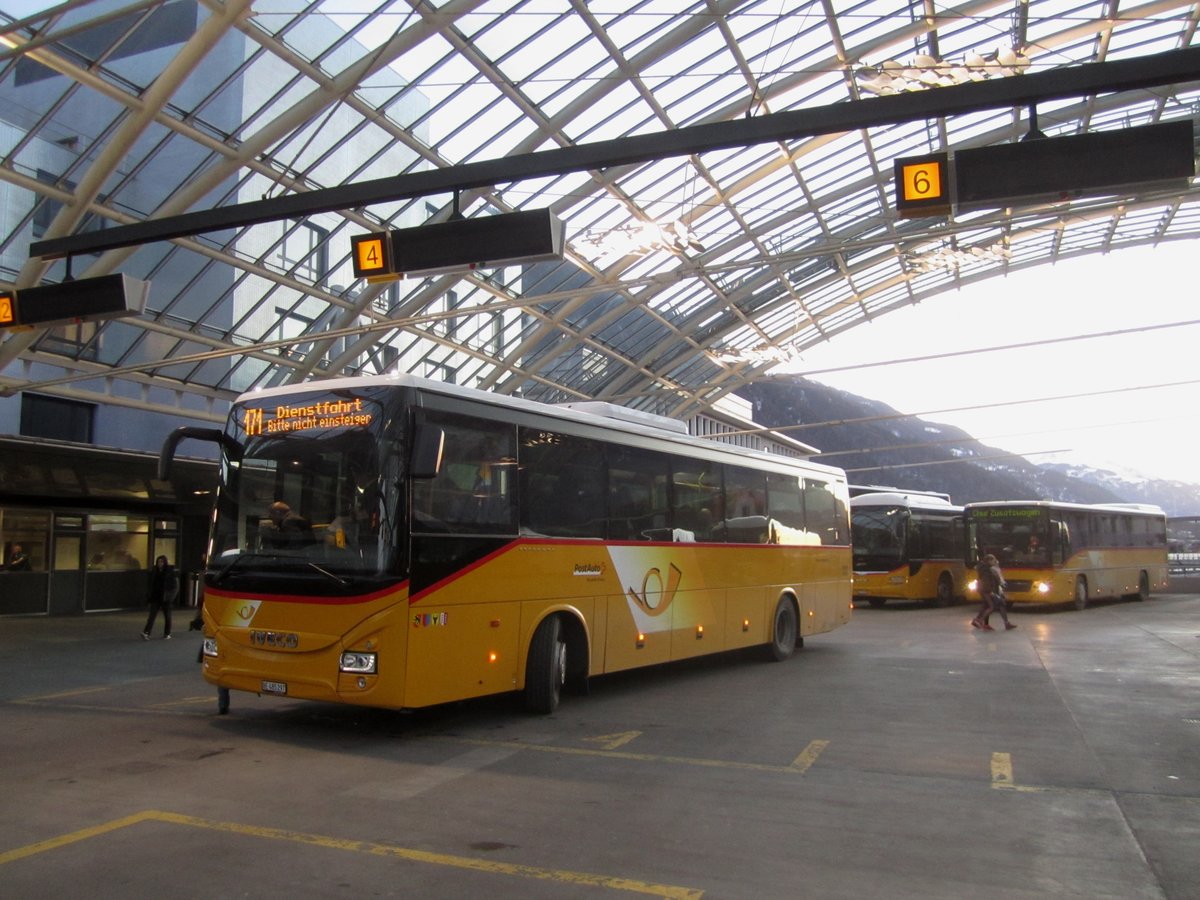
[1073, 577, 1089, 611]
[767, 597, 799, 662]
[525, 616, 566, 714]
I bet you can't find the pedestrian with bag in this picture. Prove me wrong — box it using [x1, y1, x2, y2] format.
[971, 553, 1015, 631]
[142, 555, 178, 640]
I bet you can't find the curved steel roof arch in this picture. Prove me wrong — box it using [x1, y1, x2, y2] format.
[0, 0, 1198, 430]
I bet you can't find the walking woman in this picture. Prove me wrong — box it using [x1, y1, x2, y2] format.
[142, 555, 179, 640]
[971, 554, 1015, 631]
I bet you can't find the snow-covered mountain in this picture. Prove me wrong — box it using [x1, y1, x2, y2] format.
[739, 379, 1200, 516]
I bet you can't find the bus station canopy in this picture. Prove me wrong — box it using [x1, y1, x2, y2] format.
[1, 0, 1198, 425]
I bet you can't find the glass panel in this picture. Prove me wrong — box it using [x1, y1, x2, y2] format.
[721, 466, 768, 544]
[87, 514, 150, 569]
[55, 535, 82, 571]
[672, 458, 722, 543]
[607, 445, 670, 542]
[153, 538, 179, 566]
[412, 412, 517, 537]
[517, 429, 606, 539]
[803, 477, 848, 546]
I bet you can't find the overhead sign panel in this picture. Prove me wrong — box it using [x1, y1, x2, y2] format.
[895, 121, 1195, 217]
[954, 120, 1195, 210]
[0, 274, 149, 331]
[391, 208, 566, 277]
[348, 209, 567, 282]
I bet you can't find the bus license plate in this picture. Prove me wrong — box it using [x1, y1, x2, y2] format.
[262, 680, 287, 695]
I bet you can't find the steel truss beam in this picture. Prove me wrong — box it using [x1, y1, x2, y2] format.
[31, 46, 1200, 261]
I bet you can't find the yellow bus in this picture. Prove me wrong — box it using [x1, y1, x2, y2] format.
[161, 375, 852, 713]
[964, 501, 1169, 610]
[850, 491, 965, 607]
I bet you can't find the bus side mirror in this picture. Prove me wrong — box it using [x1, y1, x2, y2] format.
[410, 424, 445, 479]
[159, 426, 242, 480]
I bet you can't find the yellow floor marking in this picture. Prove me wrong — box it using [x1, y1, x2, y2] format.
[0, 810, 703, 898]
[991, 751, 1045, 793]
[14, 685, 112, 702]
[153, 696, 218, 708]
[991, 751, 1014, 787]
[9, 699, 202, 717]
[444, 735, 822, 776]
[0, 811, 157, 864]
[582, 731, 642, 750]
[790, 740, 829, 773]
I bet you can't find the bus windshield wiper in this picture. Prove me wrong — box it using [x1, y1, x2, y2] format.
[307, 562, 351, 587]
[213, 551, 277, 583]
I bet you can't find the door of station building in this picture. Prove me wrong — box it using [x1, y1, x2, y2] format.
[45, 513, 180, 614]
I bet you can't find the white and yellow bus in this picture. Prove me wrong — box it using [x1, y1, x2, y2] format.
[161, 375, 852, 713]
[851, 491, 965, 607]
[964, 501, 1169, 610]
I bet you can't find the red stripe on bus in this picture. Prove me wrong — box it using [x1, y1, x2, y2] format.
[204, 582, 406, 605]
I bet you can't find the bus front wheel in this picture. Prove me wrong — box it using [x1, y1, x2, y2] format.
[935, 573, 954, 608]
[767, 597, 799, 662]
[525, 616, 566, 714]
[1073, 577, 1089, 611]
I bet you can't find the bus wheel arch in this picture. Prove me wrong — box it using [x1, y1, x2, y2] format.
[767, 594, 800, 662]
[1073, 577, 1089, 611]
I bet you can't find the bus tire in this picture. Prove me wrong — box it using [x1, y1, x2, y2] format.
[935, 573, 954, 608]
[1137, 571, 1150, 602]
[1073, 577, 1089, 611]
[767, 597, 799, 662]
[525, 615, 566, 714]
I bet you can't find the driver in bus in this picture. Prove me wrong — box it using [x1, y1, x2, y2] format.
[1013, 533, 1045, 564]
[260, 500, 313, 548]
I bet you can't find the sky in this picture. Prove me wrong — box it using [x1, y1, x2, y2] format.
[775, 240, 1200, 484]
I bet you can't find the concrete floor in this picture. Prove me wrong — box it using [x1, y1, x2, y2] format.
[1, 588, 1197, 899]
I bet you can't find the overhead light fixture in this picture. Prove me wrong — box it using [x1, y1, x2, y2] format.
[576, 219, 704, 263]
[711, 343, 801, 366]
[904, 242, 1012, 273]
[855, 47, 1031, 95]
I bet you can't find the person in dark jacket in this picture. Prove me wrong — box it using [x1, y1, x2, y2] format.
[142, 555, 179, 640]
[971, 554, 1015, 631]
[3, 544, 31, 571]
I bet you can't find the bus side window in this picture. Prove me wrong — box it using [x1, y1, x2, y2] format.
[517, 429, 605, 538]
[803, 477, 847, 545]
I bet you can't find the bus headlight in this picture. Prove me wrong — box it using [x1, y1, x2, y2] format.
[202, 637, 218, 658]
[967, 579, 978, 592]
[340, 651, 377, 674]
[1035, 582, 1051, 594]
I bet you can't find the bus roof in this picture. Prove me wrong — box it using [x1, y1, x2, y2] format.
[963, 499, 1166, 517]
[233, 373, 848, 479]
[849, 484, 951, 502]
[851, 491, 963, 513]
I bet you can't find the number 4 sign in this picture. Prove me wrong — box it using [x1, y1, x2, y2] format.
[350, 231, 397, 281]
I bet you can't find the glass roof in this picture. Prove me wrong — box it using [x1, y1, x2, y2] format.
[1, 0, 1197, 426]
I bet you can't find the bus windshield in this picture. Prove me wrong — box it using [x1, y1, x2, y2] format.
[970, 509, 1052, 567]
[211, 396, 403, 590]
[852, 505, 906, 570]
